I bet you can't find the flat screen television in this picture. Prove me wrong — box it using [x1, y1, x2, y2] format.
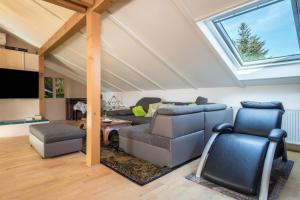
[0, 68, 39, 99]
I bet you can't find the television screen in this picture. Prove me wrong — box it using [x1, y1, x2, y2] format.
[0, 68, 39, 99]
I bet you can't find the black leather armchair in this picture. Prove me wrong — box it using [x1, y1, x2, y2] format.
[196, 101, 288, 200]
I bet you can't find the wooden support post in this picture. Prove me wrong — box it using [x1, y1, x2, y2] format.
[86, 11, 101, 167]
[39, 56, 46, 118]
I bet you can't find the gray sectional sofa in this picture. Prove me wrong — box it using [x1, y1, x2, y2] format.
[119, 104, 233, 168]
[107, 96, 209, 125]
[107, 97, 162, 125]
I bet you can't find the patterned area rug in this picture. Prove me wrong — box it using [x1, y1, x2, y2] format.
[82, 146, 172, 186]
[186, 159, 294, 200]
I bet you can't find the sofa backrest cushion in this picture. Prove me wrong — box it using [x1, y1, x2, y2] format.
[136, 97, 162, 112]
[156, 104, 227, 116]
[195, 96, 208, 105]
[150, 112, 205, 139]
[162, 101, 190, 106]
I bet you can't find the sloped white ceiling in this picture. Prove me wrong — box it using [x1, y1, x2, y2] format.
[0, 0, 259, 92]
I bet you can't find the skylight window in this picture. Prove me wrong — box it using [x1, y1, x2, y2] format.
[211, 0, 300, 68]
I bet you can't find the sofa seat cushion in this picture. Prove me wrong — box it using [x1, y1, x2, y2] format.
[202, 133, 269, 195]
[113, 115, 152, 125]
[106, 109, 132, 116]
[119, 124, 170, 150]
[30, 123, 85, 144]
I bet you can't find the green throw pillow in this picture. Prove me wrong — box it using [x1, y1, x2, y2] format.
[132, 106, 146, 117]
[145, 103, 160, 117]
[188, 102, 197, 106]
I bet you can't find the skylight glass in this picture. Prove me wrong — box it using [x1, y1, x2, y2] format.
[213, 0, 300, 67]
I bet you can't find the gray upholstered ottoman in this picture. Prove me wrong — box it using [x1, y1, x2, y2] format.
[29, 123, 85, 158]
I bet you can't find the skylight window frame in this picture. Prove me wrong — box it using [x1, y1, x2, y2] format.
[207, 0, 300, 69]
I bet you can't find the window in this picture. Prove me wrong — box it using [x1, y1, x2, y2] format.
[211, 0, 300, 68]
[55, 78, 65, 98]
[44, 77, 53, 98]
[44, 77, 65, 98]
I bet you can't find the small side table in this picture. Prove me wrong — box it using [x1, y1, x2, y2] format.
[102, 118, 132, 145]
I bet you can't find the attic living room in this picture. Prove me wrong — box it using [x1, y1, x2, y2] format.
[0, 0, 300, 199]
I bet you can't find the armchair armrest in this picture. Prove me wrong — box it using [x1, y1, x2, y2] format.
[212, 123, 233, 133]
[269, 129, 287, 142]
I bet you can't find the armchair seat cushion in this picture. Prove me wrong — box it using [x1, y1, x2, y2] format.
[202, 133, 269, 195]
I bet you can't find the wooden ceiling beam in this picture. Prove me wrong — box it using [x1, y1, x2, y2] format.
[43, 0, 86, 12]
[39, 12, 86, 56]
[91, 0, 119, 14]
[39, 0, 118, 56]
[67, 0, 94, 7]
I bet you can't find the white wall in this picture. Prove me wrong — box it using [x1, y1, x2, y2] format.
[0, 28, 40, 121]
[44, 68, 86, 121]
[0, 99, 39, 121]
[103, 84, 300, 110]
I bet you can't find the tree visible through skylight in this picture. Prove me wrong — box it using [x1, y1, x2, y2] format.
[214, 0, 300, 66]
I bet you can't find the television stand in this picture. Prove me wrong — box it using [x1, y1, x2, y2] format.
[0, 119, 49, 138]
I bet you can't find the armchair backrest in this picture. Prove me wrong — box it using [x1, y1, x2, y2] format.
[234, 101, 285, 138]
[135, 97, 161, 112]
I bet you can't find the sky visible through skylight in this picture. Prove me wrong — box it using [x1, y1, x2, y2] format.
[220, 0, 300, 60]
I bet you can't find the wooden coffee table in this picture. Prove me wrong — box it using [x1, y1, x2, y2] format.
[76, 118, 132, 145]
[101, 118, 132, 145]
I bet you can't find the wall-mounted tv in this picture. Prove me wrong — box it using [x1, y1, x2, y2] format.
[0, 68, 39, 99]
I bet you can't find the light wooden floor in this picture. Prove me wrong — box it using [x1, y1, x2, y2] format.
[0, 136, 299, 200]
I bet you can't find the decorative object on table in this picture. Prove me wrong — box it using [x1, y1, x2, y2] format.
[105, 96, 125, 110]
[44, 77, 53, 98]
[55, 78, 64, 98]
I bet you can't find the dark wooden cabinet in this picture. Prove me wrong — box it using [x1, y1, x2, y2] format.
[66, 98, 87, 120]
